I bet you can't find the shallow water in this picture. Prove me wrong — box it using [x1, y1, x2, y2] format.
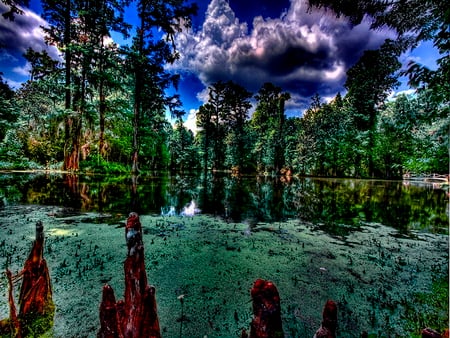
[0, 173, 448, 337]
[0, 172, 448, 234]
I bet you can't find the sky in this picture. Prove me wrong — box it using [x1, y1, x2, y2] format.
[0, 0, 441, 130]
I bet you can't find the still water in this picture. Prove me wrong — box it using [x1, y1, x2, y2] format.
[0, 171, 448, 235]
[0, 171, 448, 337]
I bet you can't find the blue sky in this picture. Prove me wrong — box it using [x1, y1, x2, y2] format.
[0, 0, 441, 127]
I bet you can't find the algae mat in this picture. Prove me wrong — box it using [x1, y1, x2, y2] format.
[0, 205, 448, 337]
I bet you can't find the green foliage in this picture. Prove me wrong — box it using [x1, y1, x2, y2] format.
[80, 156, 129, 173]
[169, 119, 199, 171]
[250, 82, 290, 174]
[1, 0, 447, 177]
[402, 276, 449, 336]
[0, 77, 18, 142]
[0, 129, 42, 170]
[197, 81, 253, 172]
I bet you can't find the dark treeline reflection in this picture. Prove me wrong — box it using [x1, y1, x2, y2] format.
[0, 172, 447, 234]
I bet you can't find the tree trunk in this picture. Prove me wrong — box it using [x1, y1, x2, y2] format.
[99, 38, 107, 159]
[98, 213, 161, 338]
[131, 21, 144, 175]
[63, 0, 72, 171]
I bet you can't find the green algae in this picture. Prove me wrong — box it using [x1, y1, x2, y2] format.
[0, 205, 448, 337]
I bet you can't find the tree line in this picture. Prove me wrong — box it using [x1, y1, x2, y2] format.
[0, 0, 448, 178]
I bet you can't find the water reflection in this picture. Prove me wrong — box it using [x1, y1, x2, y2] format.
[0, 172, 447, 234]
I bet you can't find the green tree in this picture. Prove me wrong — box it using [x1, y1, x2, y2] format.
[223, 81, 252, 172]
[169, 119, 198, 171]
[345, 39, 402, 176]
[0, 77, 17, 142]
[127, 0, 197, 173]
[41, 0, 80, 170]
[196, 81, 227, 171]
[82, 0, 130, 160]
[251, 82, 290, 174]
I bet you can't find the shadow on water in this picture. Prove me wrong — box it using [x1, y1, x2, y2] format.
[0, 171, 448, 235]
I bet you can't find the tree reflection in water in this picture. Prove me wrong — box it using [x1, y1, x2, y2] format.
[0, 172, 447, 235]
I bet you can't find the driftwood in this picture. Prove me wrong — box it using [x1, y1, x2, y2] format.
[98, 212, 161, 338]
[0, 220, 54, 337]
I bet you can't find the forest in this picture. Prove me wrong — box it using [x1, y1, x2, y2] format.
[0, 0, 448, 178]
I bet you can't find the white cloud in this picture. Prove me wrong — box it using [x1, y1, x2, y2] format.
[168, 0, 394, 109]
[183, 108, 200, 134]
[12, 62, 31, 76]
[3, 77, 23, 89]
[0, 3, 60, 61]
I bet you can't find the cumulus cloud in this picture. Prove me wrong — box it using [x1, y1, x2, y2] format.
[0, 2, 60, 79]
[183, 108, 200, 134]
[169, 0, 394, 111]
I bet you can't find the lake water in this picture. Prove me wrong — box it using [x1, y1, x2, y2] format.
[0, 172, 448, 234]
[0, 172, 448, 337]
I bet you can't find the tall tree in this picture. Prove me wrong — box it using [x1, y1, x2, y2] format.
[169, 119, 197, 171]
[128, 0, 197, 174]
[223, 81, 252, 172]
[41, 0, 79, 170]
[196, 81, 227, 171]
[344, 39, 402, 176]
[80, 0, 130, 160]
[251, 82, 290, 174]
[0, 77, 16, 142]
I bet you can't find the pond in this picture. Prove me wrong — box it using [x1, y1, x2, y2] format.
[0, 172, 448, 337]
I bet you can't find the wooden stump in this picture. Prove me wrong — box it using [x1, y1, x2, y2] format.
[98, 212, 161, 338]
[0, 220, 55, 337]
[249, 279, 284, 338]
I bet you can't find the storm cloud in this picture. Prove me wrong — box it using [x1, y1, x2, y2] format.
[168, 0, 394, 112]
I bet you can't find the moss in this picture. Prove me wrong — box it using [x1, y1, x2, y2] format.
[19, 300, 55, 338]
[403, 276, 449, 335]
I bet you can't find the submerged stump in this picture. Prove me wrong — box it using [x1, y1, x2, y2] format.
[248, 279, 284, 338]
[98, 212, 161, 338]
[314, 300, 338, 338]
[0, 220, 55, 337]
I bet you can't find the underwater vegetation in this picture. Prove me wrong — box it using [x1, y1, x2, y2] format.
[0, 205, 448, 337]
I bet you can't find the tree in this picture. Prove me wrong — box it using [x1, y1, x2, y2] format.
[41, 0, 79, 170]
[307, 0, 449, 106]
[196, 81, 253, 173]
[344, 39, 402, 176]
[196, 81, 227, 171]
[169, 119, 198, 171]
[223, 82, 252, 172]
[127, 0, 197, 174]
[251, 82, 290, 174]
[82, 0, 130, 160]
[0, 0, 28, 20]
[0, 77, 17, 142]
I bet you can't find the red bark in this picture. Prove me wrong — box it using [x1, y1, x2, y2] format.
[0, 221, 54, 337]
[249, 279, 284, 338]
[19, 221, 53, 317]
[422, 328, 450, 338]
[314, 300, 337, 338]
[98, 285, 122, 338]
[98, 212, 161, 338]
